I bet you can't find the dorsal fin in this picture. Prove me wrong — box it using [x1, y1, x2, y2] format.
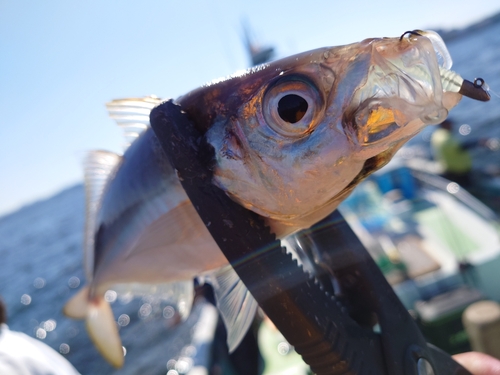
[83, 150, 122, 279]
[105, 96, 162, 148]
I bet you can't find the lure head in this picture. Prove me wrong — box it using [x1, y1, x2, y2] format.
[179, 31, 463, 236]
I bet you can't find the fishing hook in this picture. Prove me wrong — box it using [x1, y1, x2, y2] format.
[399, 30, 423, 41]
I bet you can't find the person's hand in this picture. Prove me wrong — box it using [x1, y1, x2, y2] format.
[453, 352, 500, 375]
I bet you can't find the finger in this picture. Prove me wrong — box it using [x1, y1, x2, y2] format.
[453, 352, 500, 375]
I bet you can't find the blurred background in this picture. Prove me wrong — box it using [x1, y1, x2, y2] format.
[2, 1, 500, 374]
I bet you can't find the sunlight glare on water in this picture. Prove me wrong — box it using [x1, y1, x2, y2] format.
[118, 314, 130, 327]
[104, 289, 117, 303]
[459, 124, 471, 136]
[118, 292, 133, 304]
[277, 341, 291, 355]
[67, 276, 80, 288]
[66, 326, 79, 338]
[20, 294, 31, 305]
[36, 327, 47, 339]
[178, 301, 188, 317]
[167, 359, 177, 370]
[175, 357, 193, 373]
[139, 303, 152, 318]
[163, 306, 175, 319]
[446, 182, 460, 194]
[43, 319, 57, 331]
[59, 343, 70, 354]
[33, 277, 45, 289]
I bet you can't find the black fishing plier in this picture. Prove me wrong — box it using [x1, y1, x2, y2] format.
[150, 101, 472, 375]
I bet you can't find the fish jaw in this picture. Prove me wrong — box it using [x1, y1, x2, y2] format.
[204, 32, 462, 236]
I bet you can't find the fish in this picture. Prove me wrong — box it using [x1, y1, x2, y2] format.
[64, 30, 476, 367]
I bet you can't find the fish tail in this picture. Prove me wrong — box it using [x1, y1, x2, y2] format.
[63, 287, 124, 368]
[63, 286, 89, 319]
[85, 296, 124, 368]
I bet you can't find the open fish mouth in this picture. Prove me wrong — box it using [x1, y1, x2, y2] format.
[344, 30, 489, 151]
[333, 30, 491, 206]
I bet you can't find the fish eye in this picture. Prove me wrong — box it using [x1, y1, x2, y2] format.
[277, 94, 308, 123]
[263, 76, 323, 137]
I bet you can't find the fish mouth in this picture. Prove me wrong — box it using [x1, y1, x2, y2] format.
[343, 30, 488, 154]
[335, 30, 491, 204]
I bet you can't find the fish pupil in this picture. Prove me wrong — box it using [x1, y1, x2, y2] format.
[277, 94, 308, 123]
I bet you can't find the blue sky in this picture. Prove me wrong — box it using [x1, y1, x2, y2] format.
[1, 0, 499, 217]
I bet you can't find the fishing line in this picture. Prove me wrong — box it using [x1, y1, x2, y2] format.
[483, 83, 500, 99]
[474, 77, 500, 99]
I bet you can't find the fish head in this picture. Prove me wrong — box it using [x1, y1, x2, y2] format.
[180, 31, 463, 235]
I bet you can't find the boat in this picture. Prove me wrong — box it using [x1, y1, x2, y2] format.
[337, 160, 500, 354]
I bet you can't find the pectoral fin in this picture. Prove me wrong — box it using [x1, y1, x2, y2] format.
[208, 266, 258, 352]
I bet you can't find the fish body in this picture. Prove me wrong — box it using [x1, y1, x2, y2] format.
[65, 31, 466, 367]
[89, 130, 226, 293]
